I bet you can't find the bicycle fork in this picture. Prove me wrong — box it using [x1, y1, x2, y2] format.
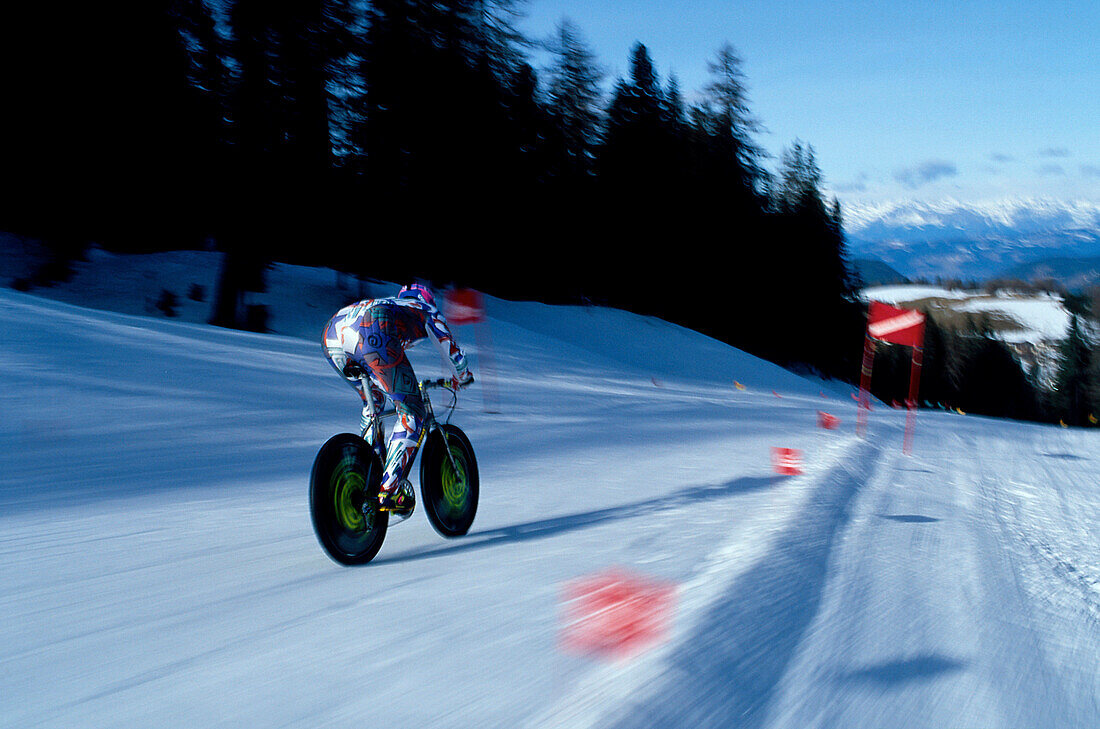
[418, 380, 461, 474]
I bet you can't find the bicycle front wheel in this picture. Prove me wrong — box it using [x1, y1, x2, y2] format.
[419, 424, 479, 538]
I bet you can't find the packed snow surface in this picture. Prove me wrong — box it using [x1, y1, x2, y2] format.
[864, 284, 1073, 343]
[953, 297, 1072, 342]
[3, 259, 1100, 728]
[862, 285, 974, 303]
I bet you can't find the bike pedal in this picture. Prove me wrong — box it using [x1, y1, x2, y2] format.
[386, 508, 414, 525]
[377, 497, 415, 520]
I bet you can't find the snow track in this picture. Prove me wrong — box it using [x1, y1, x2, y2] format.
[3, 282, 1100, 729]
[534, 433, 888, 729]
[755, 420, 1100, 729]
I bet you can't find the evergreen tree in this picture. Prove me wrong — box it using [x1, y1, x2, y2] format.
[594, 43, 686, 311]
[700, 42, 764, 200]
[503, 62, 548, 189]
[544, 18, 603, 186]
[957, 332, 1039, 420]
[1055, 312, 1092, 425]
[361, 1, 526, 217]
[599, 43, 667, 191]
[171, 0, 234, 246]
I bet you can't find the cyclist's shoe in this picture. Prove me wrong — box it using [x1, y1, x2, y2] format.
[378, 479, 415, 515]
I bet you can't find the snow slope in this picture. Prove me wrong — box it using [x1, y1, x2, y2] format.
[2, 267, 1099, 728]
[864, 284, 1073, 344]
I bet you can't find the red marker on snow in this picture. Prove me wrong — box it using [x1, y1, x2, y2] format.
[772, 447, 803, 475]
[560, 569, 675, 659]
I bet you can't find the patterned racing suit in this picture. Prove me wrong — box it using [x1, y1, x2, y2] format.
[322, 296, 471, 495]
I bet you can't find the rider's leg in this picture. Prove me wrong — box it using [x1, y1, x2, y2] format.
[377, 360, 426, 495]
[356, 303, 425, 508]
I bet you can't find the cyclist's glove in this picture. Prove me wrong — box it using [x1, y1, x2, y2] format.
[451, 372, 475, 390]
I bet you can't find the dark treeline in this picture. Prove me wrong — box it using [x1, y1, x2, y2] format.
[867, 300, 1100, 427]
[3, 1, 867, 380]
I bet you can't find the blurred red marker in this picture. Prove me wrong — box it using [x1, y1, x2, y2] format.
[817, 411, 839, 430]
[444, 287, 484, 324]
[851, 392, 872, 410]
[772, 447, 803, 475]
[560, 569, 675, 659]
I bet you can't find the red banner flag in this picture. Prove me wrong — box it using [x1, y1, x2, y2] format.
[444, 288, 485, 325]
[867, 301, 925, 347]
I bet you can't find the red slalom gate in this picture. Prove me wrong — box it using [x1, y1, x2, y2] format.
[560, 569, 675, 659]
[859, 301, 926, 454]
[444, 288, 499, 413]
[772, 447, 803, 475]
[444, 288, 484, 325]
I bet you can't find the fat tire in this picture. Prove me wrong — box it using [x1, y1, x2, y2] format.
[419, 424, 479, 538]
[310, 433, 389, 565]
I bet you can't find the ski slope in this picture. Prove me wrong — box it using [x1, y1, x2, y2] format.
[2, 280, 1099, 728]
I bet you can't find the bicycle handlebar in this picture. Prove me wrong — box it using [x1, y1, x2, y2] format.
[420, 377, 474, 392]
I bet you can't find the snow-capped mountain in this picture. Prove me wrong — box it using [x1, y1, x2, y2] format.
[843, 198, 1100, 282]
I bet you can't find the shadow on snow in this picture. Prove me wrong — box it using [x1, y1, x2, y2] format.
[372, 475, 779, 566]
[609, 441, 878, 729]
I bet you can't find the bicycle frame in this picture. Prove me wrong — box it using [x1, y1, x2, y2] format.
[357, 374, 461, 473]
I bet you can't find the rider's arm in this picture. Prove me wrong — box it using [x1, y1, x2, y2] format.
[424, 306, 473, 386]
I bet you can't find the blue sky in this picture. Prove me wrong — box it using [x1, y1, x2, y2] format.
[516, 1, 1100, 207]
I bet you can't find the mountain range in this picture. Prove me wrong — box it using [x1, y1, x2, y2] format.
[843, 198, 1100, 286]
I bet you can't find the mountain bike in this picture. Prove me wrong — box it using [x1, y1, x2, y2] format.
[310, 376, 479, 565]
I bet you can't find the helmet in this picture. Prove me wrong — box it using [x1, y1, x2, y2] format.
[397, 283, 435, 306]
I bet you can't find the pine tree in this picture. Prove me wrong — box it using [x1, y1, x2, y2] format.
[770, 141, 862, 374]
[1055, 312, 1092, 425]
[172, 0, 234, 244]
[544, 18, 603, 185]
[700, 42, 764, 200]
[599, 43, 666, 191]
[504, 62, 548, 188]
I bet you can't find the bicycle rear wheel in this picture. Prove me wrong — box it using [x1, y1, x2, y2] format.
[310, 433, 389, 565]
[420, 424, 479, 538]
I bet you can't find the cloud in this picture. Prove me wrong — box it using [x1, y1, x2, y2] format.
[833, 171, 869, 193]
[988, 152, 1015, 163]
[893, 160, 958, 189]
[1038, 147, 1071, 158]
[1037, 163, 1065, 176]
[833, 180, 867, 193]
[1081, 165, 1100, 178]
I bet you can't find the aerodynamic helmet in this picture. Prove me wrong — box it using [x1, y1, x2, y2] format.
[397, 283, 435, 306]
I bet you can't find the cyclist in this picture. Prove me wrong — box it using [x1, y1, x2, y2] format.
[322, 283, 473, 515]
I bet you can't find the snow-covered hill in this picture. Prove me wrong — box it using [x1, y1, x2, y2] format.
[863, 284, 1075, 344]
[2, 251, 1100, 728]
[845, 198, 1100, 281]
[862, 283, 1086, 386]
